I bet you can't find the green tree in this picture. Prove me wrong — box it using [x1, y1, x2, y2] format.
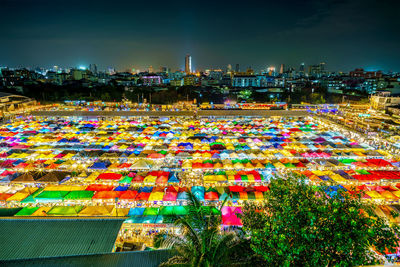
[159, 192, 259, 267]
[310, 93, 326, 104]
[100, 92, 111, 101]
[241, 174, 400, 266]
[238, 90, 253, 102]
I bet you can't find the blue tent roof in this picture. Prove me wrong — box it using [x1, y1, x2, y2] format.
[128, 207, 145, 216]
[191, 186, 205, 200]
[89, 162, 107, 169]
[114, 185, 129, 191]
[177, 192, 189, 200]
[139, 186, 153, 193]
[168, 172, 179, 183]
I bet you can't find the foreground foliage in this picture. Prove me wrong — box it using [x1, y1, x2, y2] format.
[159, 192, 262, 267]
[241, 175, 400, 266]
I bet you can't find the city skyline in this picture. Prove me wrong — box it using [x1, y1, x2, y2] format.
[0, 58, 395, 75]
[1, 0, 400, 72]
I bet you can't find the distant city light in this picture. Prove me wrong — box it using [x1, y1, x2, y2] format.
[78, 66, 86, 70]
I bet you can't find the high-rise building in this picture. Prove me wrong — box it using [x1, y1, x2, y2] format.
[107, 67, 116, 75]
[246, 67, 254, 75]
[235, 64, 240, 73]
[160, 66, 170, 73]
[299, 63, 305, 72]
[148, 66, 154, 73]
[71, 69, 88, 80]
[279, 64, 285, 74]
[320, 62, 326, 72]
[89, 64, 97, 74]
[185, 55, 192, 74]
[226, 64, 232, 74]
[53, 66, 60, 73]
[268, 66, 276, 76]
[308, 62, 327, 78]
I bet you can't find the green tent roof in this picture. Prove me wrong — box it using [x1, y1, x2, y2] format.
[284, 163, 296, 168]
[199, 206, 221, 215]
[119, 176, 133, 184]
[20, 188, 44, 203]
[356, 169, 370, 175]
[64, 191, 94, 200]
[47, 206, 84, 216]
[15, 207, 39, 216]
[143, 207, 159, 216]
[160, 206, 188, 216]
[35, 191, 69, 202]
[159, 206, 174, 216]
[339, 159, 356, 164]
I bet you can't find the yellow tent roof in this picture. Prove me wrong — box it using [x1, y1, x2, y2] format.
[111, 208, 130, 216]
[144, 175, 157, 183]
[31, 207, 52, 216]
[6, 192, 30, 202]
[148, 192, 164, 201]
[44, 185, 86, 191]
[78, 206, 114, 216]
[365, 191, 384, 199]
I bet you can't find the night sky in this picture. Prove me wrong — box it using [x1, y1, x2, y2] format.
[1, 0, 400, 72]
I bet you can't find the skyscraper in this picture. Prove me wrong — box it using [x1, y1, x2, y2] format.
[107, 67, 116, 75]
[53, 65, 59, 73]
[299, 63, 305, 72]
[268, 66, 276, 76]
[89, 64, 97, 74]
[235, 64, 240, 73]
[160, 66, 170, 73]
[185, 55, 192, 74]
[308, 62, 327, 78]
[226, 64, 232, 74]
[320, 62, 326, 72]
[279, 64, 285, 74]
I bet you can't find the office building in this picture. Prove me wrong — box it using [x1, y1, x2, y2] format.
[89, 64, 97, 74]
[308, 62, 326, 78]
[279, 64, 285, 74]
[185, 55, 192, 74]
[232, 75, 258, 87]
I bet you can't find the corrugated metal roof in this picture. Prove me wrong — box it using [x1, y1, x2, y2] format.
[0, 218, 125, 261]
[1, 250, 173, 267]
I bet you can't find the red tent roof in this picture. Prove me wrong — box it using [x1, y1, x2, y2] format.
[119, 190, 138, 200]
[204, 191, 219, 201]
[93, 191, 122, 199]
[254, 185, 269, 192]
[86, 184, 115, 191]
[97, 173, 123, 180]
[229, 185, 246, 192]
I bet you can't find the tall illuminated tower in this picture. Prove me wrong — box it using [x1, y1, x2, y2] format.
[185, 54, 192, 74]
[279, 64, 285, 74]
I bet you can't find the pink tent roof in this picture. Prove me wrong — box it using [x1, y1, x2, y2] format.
[163, 192, 177, 201]
[221, 206, 242, 226]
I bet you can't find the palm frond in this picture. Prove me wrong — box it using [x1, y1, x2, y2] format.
[159, 255, 191, 267]
[211, 232, 239, 264]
